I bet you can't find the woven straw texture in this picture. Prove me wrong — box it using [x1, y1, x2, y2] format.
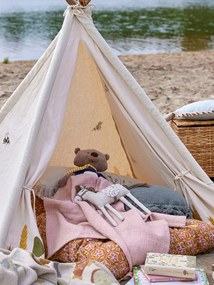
[171, 119, 214, 178]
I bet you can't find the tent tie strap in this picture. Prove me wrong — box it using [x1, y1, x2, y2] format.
[173, 170, 191, 203]
[23, 186, 36, 214]
[174, 170, 191, 181]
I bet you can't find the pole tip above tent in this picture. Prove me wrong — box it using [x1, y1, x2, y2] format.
[66, 0, 91, 6]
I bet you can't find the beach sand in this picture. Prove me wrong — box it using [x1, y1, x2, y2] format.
[0, 50, 214, 283]
[1, 50, 214, 112]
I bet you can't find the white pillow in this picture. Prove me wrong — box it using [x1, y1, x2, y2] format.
[174, 100, 214, 120]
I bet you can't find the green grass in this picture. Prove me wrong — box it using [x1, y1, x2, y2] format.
[3, 57, 9, 64]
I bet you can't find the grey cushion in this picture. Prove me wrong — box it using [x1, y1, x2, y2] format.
[125, 185, 192, 217]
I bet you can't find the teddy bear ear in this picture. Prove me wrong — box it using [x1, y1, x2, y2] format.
[105, 154, 110, 161]
[75, 148, 80, 154]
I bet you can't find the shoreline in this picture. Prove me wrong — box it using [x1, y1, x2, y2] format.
[0, 50, 214, 114]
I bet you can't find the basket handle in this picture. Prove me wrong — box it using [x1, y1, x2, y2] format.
[165, 112, 175, 122]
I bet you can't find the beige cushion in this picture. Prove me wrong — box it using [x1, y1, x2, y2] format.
[103, 172, 147, 189]
[34, 167, 146, 197]
[34, 166, 70, 197]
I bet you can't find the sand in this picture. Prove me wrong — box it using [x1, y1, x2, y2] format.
[0, 50, 214, 283]
[1, 50, 214, 112]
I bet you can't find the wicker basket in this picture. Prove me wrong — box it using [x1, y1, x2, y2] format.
[170, 119, 214, 178]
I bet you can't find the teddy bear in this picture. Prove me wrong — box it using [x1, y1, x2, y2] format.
[57, 147, 110, 188]
[56, 147, 151, 226]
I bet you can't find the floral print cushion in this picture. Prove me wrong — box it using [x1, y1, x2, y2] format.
[169, 219, 214, 255]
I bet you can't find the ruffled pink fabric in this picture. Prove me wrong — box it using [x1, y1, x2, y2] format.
[44, 173, 186, 268]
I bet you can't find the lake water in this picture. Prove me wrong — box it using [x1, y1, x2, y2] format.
[1, 0, 214, 60]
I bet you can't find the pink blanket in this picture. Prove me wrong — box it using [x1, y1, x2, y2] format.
[44, 173, 186, 268]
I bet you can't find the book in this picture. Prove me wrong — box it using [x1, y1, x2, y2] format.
[132, 266, 209, 285]
[133, 266, 150, 285]
[144, 253, 196, 279]
[141, 266, 196, 282]
[146, 274, 195, 283]
[149, 269, 209, 285]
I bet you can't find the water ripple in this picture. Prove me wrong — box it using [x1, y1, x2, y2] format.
[0, 4, 214, 60]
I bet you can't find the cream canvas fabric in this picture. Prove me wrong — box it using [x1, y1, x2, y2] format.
[0, 248, 119, 285]
[0, 2, 214, 253]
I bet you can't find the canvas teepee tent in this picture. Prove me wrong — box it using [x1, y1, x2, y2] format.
[0, 1, 214, 253]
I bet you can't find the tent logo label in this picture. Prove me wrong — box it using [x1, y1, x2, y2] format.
[3, 132, 10, 144]
[92, 121, 103, 131]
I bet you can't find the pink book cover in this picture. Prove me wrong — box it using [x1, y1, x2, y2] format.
[132, 266, 208, 285]
[141, 266, 197, 282]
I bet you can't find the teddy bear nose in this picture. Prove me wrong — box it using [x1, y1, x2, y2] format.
[91, 152, 98, 157]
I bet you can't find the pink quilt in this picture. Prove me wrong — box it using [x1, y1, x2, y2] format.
[44, 173, 186, 268]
